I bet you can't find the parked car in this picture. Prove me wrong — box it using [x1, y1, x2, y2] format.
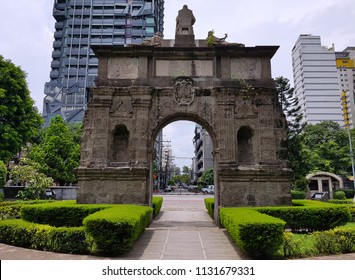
[164, 186, 173, 192]
[202, 185, 214, 194]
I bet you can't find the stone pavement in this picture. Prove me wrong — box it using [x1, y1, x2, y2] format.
[0, 194, 355, 260]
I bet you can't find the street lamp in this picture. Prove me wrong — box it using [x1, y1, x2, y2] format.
[340, 91, 355, 202]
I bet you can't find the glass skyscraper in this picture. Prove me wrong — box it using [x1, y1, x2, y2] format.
[43, 0, 164, 125]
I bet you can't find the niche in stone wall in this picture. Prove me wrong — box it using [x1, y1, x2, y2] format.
[237, 126, 255, 164]
[112, 124, 130, 162]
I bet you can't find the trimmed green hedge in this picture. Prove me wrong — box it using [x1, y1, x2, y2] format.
[220, 208, 286, 259]
[343, 189, 355, 199]
[20, 201, 107, 227]
[0, 200, 56, 220]
[0, 219, 88, 254]
[83, 205, 152, 256]
[0, 201, 154, 256]
[152, 196, 163, 217]
[204, 198, 214, 218]
[350, 206, 355, 222]
[206, 199, 353, 258]
[258, 203, 351, 232]
[291, 190, 306, 199]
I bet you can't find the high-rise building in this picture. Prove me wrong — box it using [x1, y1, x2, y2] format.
[192, 124, 213, 182]
[292, 34, 343, 126]
[335, 48, 355, 128]
[42, 0, 164, 125]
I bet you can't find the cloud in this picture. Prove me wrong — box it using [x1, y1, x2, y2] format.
[0, 1, 53, 111]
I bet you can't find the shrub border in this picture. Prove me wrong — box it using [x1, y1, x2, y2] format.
[0, 198, 164, 256]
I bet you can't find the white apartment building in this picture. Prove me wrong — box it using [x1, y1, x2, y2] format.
[292, 34, 343, 126]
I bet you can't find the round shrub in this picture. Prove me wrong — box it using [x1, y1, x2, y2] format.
[343, 190, 355, 199]
[333, 191, 346, 200]
[291, 190, 306, 199]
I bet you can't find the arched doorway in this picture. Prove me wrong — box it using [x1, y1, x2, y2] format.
[149, 114, 219, 218]
[76, 37, 292, 222]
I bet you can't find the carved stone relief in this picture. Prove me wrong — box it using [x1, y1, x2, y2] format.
[107, 57, 139, 79]
[173, 77, 195, 106]
[231, 58, 262, 79]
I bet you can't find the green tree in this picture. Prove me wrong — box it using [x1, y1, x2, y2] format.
[0, 56, 43, 162]
[275, 76, 305, 136]
[10, 164, 53, 200]
[201, 168, 214, 185]
[301, 122, 350, 176]
[28, 116, 80, 185]
[0, 160, 6, 188]
[182, 165, 190, 175]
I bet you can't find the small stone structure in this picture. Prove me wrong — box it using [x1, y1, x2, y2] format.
[306, 171, 344, 199]
[77, 6, 292, 221]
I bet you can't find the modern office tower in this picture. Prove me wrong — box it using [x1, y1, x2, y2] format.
[292, 34, 342, 126]
[42, 0, 164, 125]
[193, 124, 214, 180]
[336, 48, 355, 128]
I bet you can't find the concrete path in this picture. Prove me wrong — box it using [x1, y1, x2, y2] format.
[123, 194, 245, 260]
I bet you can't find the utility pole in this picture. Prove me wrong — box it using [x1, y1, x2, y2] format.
[341, 91, 355, 202]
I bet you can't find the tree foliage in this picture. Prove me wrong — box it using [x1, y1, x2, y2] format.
[0, 56, 42, 162]
[275, 77, 306, 188]
[0, 160, 6, 188]
[201, 168, 214, 185]
[275, 76, 305, 137]
[301, 122, 351, 176]
[28, 116, 80, 185]
[10, 164, 53, 200]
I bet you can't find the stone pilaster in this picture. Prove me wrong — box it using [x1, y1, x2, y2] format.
[216, 88, 236, 163]
[131, 87, 152, 166]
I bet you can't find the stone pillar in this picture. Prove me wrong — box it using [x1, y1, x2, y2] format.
[89, 88, 113, 167]
[131, 87, 152, 166]
[216, 89, 236, 163]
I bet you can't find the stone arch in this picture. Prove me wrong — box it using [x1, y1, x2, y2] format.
[151, 113, 217, 150]
[112, 124, 130, 162]
[76, 38, 293, 214]
[237, 125, 254, 164]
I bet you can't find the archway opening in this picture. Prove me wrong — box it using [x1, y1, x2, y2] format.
[151, 120, 214, 194]
[150, 117, 217, 212]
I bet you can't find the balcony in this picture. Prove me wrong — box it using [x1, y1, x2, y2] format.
[50, 70, 59, 79]
[132, 29, 143, 36]
[53, 9, 66, 20]
[55, 22, 64, 29]
[51, 61, 60, 69]
[52, 51, 61, 59]
[132, 19, 144, 26]
[54, 30, 64, 39]
[88, 58, 99, 65]
[53, 41, 62, 48]
[114, 29, 125, 35]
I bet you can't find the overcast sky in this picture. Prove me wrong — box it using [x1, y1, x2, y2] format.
[1, 0, 355, 168]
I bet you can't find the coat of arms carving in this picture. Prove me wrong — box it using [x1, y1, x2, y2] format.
[173, 77, 195, 106]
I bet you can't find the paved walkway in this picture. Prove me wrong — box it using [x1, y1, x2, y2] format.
[0, 194, 355, 260]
